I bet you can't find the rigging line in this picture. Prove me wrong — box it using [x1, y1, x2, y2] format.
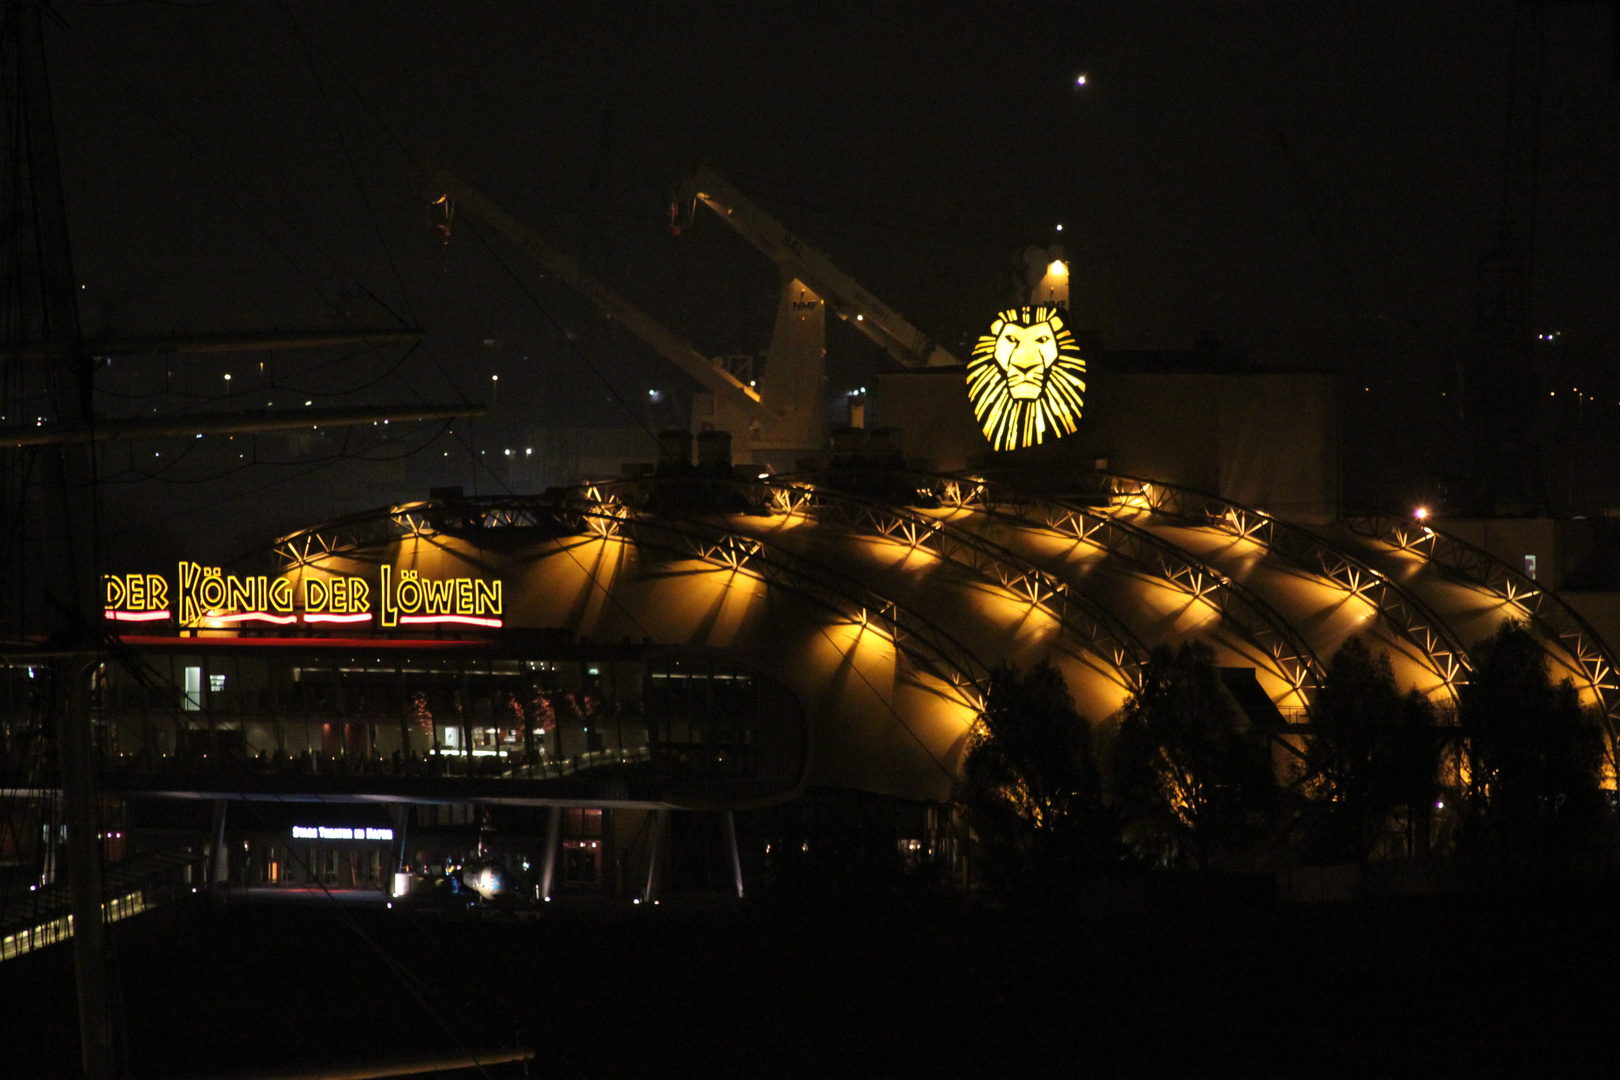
[93, 338, 422, 405]
[438, 425, 655, 640]
[458, 213, 659, 445]
[275, 0, 418, 328]
[223, 795, 503, 1080]
[810, 825, 1073, 1076]
[98, 422, 431, 484]
[259, 8, 649, 438]
[136, 420, 453, 527]
[46, 10, 405, 330]
[170, 336, 423, 404]
[99, 417, 446, 487]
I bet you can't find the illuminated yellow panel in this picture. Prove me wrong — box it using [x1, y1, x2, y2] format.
[966, 305, 1087, 452]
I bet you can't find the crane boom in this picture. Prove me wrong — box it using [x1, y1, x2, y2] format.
[679, 165, 959, 369]
[429, 166, 773, 421]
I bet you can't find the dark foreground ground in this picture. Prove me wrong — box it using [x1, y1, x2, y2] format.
[4, 877, 1620, 1079]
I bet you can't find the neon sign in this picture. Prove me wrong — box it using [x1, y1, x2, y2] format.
[177, 563, 295, 626]
[301, 575, 371, 624]
[966, 305, 1087, 452]
[103, 563, 503, 629]
[103, 574, 171, 622]
[379, 567, 502, 628]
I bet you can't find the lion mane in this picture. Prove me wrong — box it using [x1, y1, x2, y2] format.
[966, 306, 1086, 452]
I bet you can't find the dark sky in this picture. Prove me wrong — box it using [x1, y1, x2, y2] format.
[34, 0, 1620, 549]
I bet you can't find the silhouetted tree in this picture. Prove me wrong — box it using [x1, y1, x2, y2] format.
[954, 660, 1111, 890]
[1110, 642, 1277, 869]
[1458, 620, 1608, 854]
[1303, 637, 1439, 862]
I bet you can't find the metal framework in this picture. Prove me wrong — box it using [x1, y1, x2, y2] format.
[268, 491, 991, 710]
[919, 472, 1325, 707]
[1064, 471, 1476, 704]
[593, 477, 1151, 692]
[1343, 513, 1620, 723]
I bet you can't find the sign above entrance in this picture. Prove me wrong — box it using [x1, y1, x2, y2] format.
[292, 826, 395, 842]
[103, 563, 503, 630]
[966, 305, 1087, 452]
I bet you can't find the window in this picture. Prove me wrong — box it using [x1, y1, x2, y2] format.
[183, 667, 202, 711]
[209, 674, 226, 693]
[1524, 554, 1538, 580]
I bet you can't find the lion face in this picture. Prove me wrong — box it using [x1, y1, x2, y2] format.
[966, 306, 1086, 452]
[992, 317, 1061, 400]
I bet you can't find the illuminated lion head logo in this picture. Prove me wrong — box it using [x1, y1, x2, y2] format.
[966, 306, 1086, 452]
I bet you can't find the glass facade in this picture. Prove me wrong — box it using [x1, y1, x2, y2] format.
[0, 642, 808, 807]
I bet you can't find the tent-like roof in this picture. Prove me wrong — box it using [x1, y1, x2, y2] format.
[267, 470, 1619, 804]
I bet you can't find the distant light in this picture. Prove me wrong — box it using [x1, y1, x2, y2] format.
[223, 373, 231, 381]
[1048, 259, 1068, 278]
[305, 400, 312, 406]
[856, 314, 863, 321]
[1414, 507, 1429, 521]
[757, 472, 769, 480]
[1055, 223, 1063, 232]
[1436, 800, 1444, 809]
[1075, 73, 1088, 87]
[492, 374, 499, 382]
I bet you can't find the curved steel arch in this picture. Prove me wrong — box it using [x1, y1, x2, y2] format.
[1045, 470, 1476, 706]
[908, 472, 1327, 709]
[590, 476, 1151, 693]
[265, 492, 993, 711]
[1343, 513, 1620, 724]
[589, 499, 995, 707]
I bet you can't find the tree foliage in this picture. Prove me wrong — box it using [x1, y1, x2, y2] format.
[1302, 637, 1439, 862]
[1109, 642, 1277, 868]
[1458, 620, 1609, 853]
[953, 660, 1110, 889]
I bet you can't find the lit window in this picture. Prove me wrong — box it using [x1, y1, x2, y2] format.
[209, 674, 226, 693]
[183, 667, 202, 711]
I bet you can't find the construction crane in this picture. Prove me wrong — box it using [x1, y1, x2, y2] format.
[672, 164, 960, 371]
[428, 164, 776, 449]
[433, 164, 957, 464]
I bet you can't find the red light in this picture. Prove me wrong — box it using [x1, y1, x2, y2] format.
[104, 610, 170, 622]
[398, 615, 503, 628]
[216, 611, 298, 625]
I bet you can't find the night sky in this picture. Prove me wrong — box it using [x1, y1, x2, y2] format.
[35, 0, 1620, 555]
